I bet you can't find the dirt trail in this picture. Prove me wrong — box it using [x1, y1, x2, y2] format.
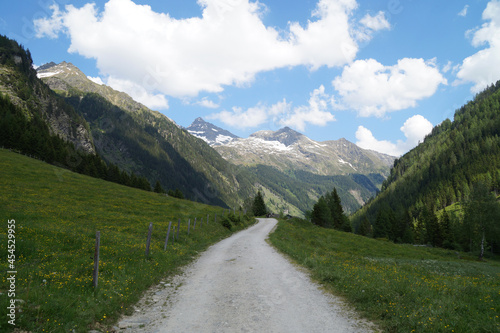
[117, 218, 376, 332]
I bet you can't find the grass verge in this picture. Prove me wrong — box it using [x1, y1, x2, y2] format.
[269, 218, 500, 333]
[0, 149, 254, 332]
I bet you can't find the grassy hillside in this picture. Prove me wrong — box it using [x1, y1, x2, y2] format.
[269, 218, 500, 333]
[0, 149, 254, 332]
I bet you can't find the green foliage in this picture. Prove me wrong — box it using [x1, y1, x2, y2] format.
[311, 196, 333, 228]
[0, 150, 254, 332]
[311, 188, 351, 231]
[154, 180, 166, 194]
[358, 216, 372, 237]
[463, 182, 500, 259]
[252, 190, 267, 216]
[219, 216, 232, 230]
[269, 218, 500, 333]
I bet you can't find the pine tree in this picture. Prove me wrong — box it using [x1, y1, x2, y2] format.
[373, 208, 389, 239]
[464, 182, 500, 260]
[326, 188, 346, 230]
[154, 180, 165, 194]
[311, 196, 333, 228]
[358, 216, 372, 237]
[252, 190, 267, 216]
[174, 189, 185, 199]
[440, 208, 453, 249]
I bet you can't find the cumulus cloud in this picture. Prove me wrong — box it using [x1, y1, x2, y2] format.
[196, 97, 220, 109]
[107, 77, 169, 109]
[354, 11, 390, 42]
[360, 11, 390, 31]
[356, 115, 433, 156]
[207, 102, 276, 129]
[208, 85, 335, 131]
[456, 0, 500, 93]
[279, 85, 336, 131]
[332, 58, 447, 117]
[34, 4, 64, 39]
[34, 0, 360, 97]
[87, 76, 105, 85]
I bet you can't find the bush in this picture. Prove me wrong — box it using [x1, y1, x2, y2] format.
[220, 216, 232, 230]
[228, 212, 241, 225]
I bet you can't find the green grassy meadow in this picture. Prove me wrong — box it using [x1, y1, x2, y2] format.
[269, 218, 500, 333]
[0, 149, 254, 332]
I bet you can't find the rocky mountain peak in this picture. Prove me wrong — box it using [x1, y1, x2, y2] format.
[187, 118, 239, 146]
[37, 61, 86, 79]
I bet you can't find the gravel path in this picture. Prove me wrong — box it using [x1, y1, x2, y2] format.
[117, 218, 376, 332]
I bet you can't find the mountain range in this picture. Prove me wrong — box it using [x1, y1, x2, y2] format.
[187, 117, 395, 214]
[1, 34, 394, 216]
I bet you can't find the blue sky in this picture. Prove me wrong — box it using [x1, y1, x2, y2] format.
[1, 0, 499, 156]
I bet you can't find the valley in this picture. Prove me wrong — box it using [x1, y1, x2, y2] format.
[1, 27, 500, 333]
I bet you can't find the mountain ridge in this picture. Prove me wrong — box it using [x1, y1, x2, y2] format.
[37, 61, 255, 208]
[187, 117, 239, 146]
[186, 117, 395, 177]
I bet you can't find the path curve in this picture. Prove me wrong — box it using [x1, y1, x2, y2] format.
[118, 219, 375, 332]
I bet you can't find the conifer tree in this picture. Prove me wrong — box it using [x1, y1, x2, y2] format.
[311, 196, 333, 228]
[252, 190, 267, 216]
[326, 188, 348, 230]
[154, 180, 165, 194]
[464, 182, 500, 260]
[358, 216, 372, 237]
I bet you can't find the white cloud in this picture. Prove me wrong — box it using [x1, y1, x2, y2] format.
[207, 103, 273, 129]
[355, 11, 390, 42]
[356, 115, 433, 156]
[196, 97, 220, 109]
[458, 5, 469, 17]
[355, 126, 398, 156]
[87, 76, 105, 85]
[107, 77, 169, 110]
[279, 85, 336, 131]
[332, 58, 447, 117]
[34, 4, 64, 39]
[456, 0, 500, 93]
[209, 85, 336, 131]
[34, 0, 360, 98]
[360, 11, 390, 31]
[442, 60, 453, 73]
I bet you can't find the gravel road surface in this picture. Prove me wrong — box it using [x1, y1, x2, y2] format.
[117, 218, 376, 332]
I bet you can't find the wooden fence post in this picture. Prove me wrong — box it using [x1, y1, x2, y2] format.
[200, 217, 203, 227]
[93, 231, 100, 289]
[215, 213, 217, 224]
[145, 222, 153, 256]
[207, 214, 209, 225]
[164, 221, 172, 250]
[177, 218, 180, 239]
[194, 217, 197, 230]
[187, 219, 191, 235]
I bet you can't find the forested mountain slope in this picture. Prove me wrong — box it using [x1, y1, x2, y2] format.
[351, 81, 500, 252]
[38, 62, 255, 208]
[0, 35, 155, 191]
